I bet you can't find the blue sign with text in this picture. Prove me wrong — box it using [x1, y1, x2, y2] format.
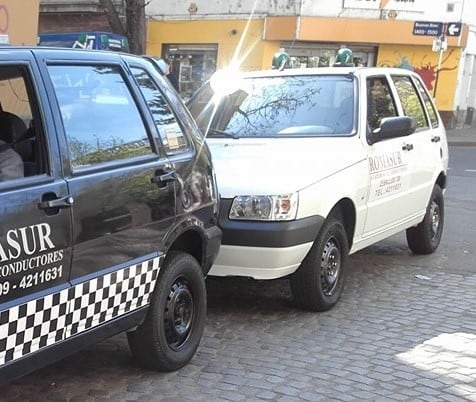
[413, 21, 443, 36]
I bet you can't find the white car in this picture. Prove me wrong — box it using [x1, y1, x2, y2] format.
[188, 66, 448, 312]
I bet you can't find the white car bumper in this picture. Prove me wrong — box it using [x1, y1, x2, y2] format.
[208, 242, 313, 279]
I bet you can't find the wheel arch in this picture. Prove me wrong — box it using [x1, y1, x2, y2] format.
[327, 198, 356, 249]
[436, 171, 447, 190]
[167, 228, 204, 273]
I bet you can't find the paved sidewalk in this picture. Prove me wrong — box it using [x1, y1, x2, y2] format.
[447, 125, 476, 146]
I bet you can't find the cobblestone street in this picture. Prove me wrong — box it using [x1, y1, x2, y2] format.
[1, 229, 475, 401]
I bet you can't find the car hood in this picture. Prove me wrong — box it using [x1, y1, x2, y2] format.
[207, 137, 365, 197]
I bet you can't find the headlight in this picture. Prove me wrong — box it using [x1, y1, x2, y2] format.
[229, 193, 298, 221]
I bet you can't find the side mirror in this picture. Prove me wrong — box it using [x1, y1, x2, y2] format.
[368, 116, 416, 145]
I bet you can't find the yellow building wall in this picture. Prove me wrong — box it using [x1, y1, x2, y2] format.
[0, 0, 39, 45]
[147, 19, 280, 71]
[377, 45, 461, 112]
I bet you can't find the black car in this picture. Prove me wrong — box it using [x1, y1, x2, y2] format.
[0, 46, 221, 384]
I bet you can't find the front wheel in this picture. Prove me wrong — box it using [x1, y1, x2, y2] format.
[406, 184, 444, 254]
[127, 251, 206, 371]
[291, 218, 349, 312]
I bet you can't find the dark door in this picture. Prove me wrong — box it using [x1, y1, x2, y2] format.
[45, 63, 176, 281]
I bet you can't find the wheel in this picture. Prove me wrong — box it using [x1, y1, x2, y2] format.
[127, 251, 206, 371]
[290, 218, 348, 312]
[406, 184, 444, 254]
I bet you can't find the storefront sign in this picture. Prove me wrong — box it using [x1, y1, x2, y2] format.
[382, 0, 426, 12]
[344, 0, 380, 9]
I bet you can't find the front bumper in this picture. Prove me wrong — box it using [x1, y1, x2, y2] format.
[211, 199, 324, 279]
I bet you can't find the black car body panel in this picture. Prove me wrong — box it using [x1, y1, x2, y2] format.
[0, 47, 221, 384]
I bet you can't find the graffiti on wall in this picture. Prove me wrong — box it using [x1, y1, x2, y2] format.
[0, 5, 9, 34]
[377, 45, 460, 109]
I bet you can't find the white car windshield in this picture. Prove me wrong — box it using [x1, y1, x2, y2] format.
[188, 74, 356, 138]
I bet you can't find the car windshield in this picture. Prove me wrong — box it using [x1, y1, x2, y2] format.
[188, 74, 356, 138]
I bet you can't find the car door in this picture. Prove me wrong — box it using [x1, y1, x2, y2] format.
[43, 60, 176, 337]
[0, 56, 73, 366]
[363, 75, 415, 236]
[391, 74, 443, 209]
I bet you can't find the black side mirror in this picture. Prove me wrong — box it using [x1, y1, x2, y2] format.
[368, 116, 416, 145]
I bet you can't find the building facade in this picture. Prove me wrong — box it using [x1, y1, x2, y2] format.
[146, 0, 475, 127]
[38, 0, 475, 127]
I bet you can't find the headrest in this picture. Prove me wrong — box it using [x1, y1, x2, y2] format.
[0, 111, 28, 144]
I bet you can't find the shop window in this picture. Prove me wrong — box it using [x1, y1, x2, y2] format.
[162, 44, 217, 100]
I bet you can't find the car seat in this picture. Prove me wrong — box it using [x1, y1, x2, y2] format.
[0, 111, 37, 176]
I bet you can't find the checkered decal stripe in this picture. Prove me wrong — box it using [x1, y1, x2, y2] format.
[66, 259, 160, 337]
[0, 257, 161, 366]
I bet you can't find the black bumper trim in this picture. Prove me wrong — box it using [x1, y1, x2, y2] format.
[219, 199, 324, 248]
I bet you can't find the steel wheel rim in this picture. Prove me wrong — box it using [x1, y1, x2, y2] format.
[320, 237, 341, 296]
[430, 199, 440, 240]
[164, 277, 194, 350]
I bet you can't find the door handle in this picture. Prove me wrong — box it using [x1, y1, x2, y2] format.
[431, 135, 441, 143]
[402, 143, 414, 151]
[38, 195, 74, 210]
[151, 169, 177, 186]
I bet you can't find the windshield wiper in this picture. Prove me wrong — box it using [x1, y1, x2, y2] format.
[206, 128, 240, 139]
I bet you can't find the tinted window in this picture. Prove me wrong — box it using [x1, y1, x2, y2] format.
[392, 75, 429, 130]
[48, 65, 153, 169]
[131, 67, 190, 155]
[413, 77, 439, 128]
[0, 66, 47, 181]
[190, 75, 356, 137]
[366, 76, 397, 131]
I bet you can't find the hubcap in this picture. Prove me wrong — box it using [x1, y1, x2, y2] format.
[320, 237, 341, 296]
[430, 199, 440, 240]
[164, 277, 194, 350]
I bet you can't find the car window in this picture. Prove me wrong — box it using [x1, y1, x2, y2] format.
[366, 76, 397, 131]
[391, 75, 429, 130]
[190, 75, 356, 137]
[0, 66, 48, 182]
[47, 65, 153, 170]
[131, 66, 190, 155]
[413, 77, 439, 128]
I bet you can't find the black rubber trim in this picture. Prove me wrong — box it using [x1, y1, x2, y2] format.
[219, 198, 324, 248]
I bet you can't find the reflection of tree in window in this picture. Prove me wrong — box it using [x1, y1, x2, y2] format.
[214, 76, 346, 137]
[132, 69, 175, 126]
[68, 135, 151, 168]
[46, 65, 152, 168]
[392, 76, 428, 129]
[132, 67, 189, 153]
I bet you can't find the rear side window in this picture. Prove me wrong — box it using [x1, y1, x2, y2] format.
[391, 75, 429, 130]
[413, 78, 439, 128]
[47, 65, 153, 170]
[131, 67, 190, 155]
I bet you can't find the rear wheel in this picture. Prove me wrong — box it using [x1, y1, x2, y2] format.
[406, 184, 444, 254]
[127, 251, 206, 371]
[291, 218, 348, 312]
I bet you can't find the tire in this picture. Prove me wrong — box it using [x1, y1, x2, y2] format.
[290, 218, 349, 312]
[406, 184, 444, 254]
[127, 251, 206, 371]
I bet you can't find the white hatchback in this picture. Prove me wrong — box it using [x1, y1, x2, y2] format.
[188, 66, 448, 312]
